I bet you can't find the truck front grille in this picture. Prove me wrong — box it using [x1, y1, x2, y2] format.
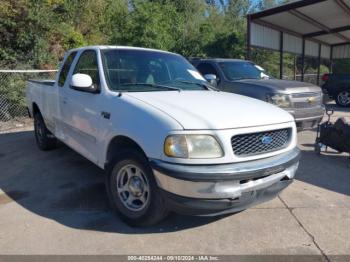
[231, 128, 291, 156]
[291, 92, 322, 108]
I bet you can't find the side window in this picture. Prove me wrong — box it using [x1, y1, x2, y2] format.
[73, 50, 100, 89]
[58, 52, 77, 87]
[197, 63, 218, 76]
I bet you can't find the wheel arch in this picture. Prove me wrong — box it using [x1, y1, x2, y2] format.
[104, 135, 148, 170]
[32, 102, 41, 116]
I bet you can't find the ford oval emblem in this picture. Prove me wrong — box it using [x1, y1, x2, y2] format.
[261, 135, 273, 144]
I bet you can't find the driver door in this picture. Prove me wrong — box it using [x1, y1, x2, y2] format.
[59, 50, 104, 164]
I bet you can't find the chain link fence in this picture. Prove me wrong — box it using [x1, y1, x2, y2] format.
[0, 70, 57, 132]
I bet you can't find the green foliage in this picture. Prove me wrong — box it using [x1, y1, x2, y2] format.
[0, 0, 303, 76]
[110, 0, 181, 50]
[0, 0, 256, 68]
[0, 73, 31, 119]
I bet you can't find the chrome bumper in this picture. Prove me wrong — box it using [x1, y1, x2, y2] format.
[287, 106, 325, 122]
[287, 107, 324, 130]
[150, 148, 300, 200]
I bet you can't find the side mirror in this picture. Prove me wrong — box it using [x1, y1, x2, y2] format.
[260, 72, 270, 80]
[204, 74, 218, 87]
[70, 73, 98, 93]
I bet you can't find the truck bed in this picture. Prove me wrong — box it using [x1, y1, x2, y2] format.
[26, 79, 58, 131]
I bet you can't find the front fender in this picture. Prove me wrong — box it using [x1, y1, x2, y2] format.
[98, 94, 183, 168]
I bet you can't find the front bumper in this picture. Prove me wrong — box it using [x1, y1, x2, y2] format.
[287, 107, 324, 130]
[150, 148, 300, 216]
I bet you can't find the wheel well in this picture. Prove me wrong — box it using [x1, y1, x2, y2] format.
[105, 136, 147, 168]
[32, 103, 40, 116]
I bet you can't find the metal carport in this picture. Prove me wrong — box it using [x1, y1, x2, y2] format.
[246, 0, 350, 85]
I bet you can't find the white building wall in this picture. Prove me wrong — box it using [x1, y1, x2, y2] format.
[321, 45, 331, 59]
[283, 33, 302, 54]
[250, 22, 338, 60]
[251, 23, 280, 50]
[305, 40, 319, 57]
[333, 44, 350, 59]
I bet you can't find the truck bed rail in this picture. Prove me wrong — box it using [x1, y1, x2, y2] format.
[28, 79, 55, 86]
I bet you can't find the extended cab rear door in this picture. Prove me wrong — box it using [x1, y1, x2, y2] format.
[54, 51, 77, 138]
[58, 49, 105, 164]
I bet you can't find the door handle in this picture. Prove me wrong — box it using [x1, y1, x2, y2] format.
[101, 111, 111, 119]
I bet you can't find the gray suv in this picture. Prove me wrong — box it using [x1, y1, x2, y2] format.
[191, 58, 325, 130]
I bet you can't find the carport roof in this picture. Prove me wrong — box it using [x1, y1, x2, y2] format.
[248, 0, 350, 46]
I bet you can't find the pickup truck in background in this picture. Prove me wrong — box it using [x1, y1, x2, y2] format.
[322, 73, 350, 107]
[191, 58, 325, 130]
[26, 46, 300, 226]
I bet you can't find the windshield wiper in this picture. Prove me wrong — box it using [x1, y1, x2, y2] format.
[173, 80, 220, 91]
[119, 83, 181, 92]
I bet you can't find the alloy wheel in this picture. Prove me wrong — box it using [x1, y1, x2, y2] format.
[337, 91, 350, 106]
[115, 164, 150, 212]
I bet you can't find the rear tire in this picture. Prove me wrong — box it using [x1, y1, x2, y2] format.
[34, 112, 57, 150]
[106, 149, 168, 227]
[335, 90, 350, 107]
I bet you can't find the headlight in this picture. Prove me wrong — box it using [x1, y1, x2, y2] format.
[266, 94, 292, 108]
[164, 135, 223, 158]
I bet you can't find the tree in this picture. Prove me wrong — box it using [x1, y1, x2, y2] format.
[0, 0, 295, 69]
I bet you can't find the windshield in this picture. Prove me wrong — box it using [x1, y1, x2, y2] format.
[101, 49, 208, 92]
[219, 61, 271, 81]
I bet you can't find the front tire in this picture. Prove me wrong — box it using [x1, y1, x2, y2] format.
[106, 149, 168, 227]
[335, 90, 350, 107]
[34, 112, 57, 150]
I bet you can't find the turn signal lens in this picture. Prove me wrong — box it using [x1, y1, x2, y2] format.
[164, 135, 188, 158]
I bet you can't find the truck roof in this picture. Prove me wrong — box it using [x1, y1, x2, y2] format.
[69, 45, 175, 55]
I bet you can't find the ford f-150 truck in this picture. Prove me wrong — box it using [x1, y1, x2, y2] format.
[191, 58, 325, 130]
[26, 46, 300, 226]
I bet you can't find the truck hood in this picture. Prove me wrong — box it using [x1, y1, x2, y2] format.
[236, 79, 321, 94]
[126, 91, 294, 130]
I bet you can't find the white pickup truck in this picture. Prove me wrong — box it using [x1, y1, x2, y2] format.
[26, 46, 300, 226]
